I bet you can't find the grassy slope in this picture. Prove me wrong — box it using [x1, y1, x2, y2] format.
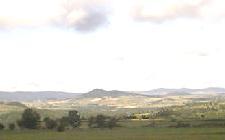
[1, 128, 225, 140]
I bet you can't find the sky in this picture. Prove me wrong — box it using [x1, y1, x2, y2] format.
[0, 0, 225, 92]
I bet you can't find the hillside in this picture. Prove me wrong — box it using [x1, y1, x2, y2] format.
[0, 88, 224, 102]
[22, 88, 222, 111]
[77, 89, 147, 98]
[0, 88, 225, 113]
[1, 88, 225, 124]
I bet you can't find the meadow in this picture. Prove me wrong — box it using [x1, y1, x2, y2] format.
[1, 127, 225, 140]
[2, 99, 225, 140]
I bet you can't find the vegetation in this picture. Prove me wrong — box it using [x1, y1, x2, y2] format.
[17, 108, 41, 129]
[88, 114, 119, 129]
[57, 124, 65, 132]
[2, 128, 225, 140]
[0, 123, 4, 130]
[2, 100, 225, 139]
[43, 117, 57, 129]
[58, 116, 70, 127]
[68, 110, 81, 128]
[8, 123, 15, 130]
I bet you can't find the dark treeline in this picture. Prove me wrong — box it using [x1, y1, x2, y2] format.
[2, 107, 225, 131]
[0, 108, 119, 132]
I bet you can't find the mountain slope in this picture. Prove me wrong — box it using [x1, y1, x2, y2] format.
[77, 89, 146, 99]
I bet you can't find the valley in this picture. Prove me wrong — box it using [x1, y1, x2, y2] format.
[1, 88, 225, 124]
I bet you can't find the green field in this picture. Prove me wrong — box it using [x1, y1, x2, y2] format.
[2, 101, 225, 140]
[1, 120, 225, 140]
[1, 127, 225, 140]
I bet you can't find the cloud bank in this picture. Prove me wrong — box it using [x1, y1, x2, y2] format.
[0, 0, 225, 30]
[57, 0, 111, 32]
[132, 0, 210, 23]
[0, 0, 111, 32]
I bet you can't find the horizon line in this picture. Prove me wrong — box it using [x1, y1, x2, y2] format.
[0, 86, 224, 93]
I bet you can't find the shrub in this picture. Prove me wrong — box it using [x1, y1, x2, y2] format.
[126, 115, 138, 119]
[88, 115, 119, 129]
[16, 120, 23, 128]
[176, 122, 191, 128]
[57, 125, 65, 132]
[0, 123, 5, 130]
[43, 117, 57, 129]
[8, 123, 15, 130]
[107, 117, 119, 129]
[95, 115, 106, 128]
[142, 115, 150, 119]
[88, 116, 96, 128]
[171, 118, 177, 122]
[59, 116, 70, 127]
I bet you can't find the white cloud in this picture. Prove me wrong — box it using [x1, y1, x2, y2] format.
[132, 0, 225, 22]
[0, 0, 111, 31]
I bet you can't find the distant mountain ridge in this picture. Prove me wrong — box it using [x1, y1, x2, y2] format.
[77, 89, 145, 99]
[139, 87, 225, 95]
[0, 87, 225, 102]
[0, 91, 81, 101]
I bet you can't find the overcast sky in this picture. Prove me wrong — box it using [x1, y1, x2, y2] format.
[0, 0, 225, 92]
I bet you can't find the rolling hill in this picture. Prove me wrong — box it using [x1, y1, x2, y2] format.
[0, 88, 225, 111]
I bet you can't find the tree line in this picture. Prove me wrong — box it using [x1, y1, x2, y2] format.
[0, 108, 119, 132]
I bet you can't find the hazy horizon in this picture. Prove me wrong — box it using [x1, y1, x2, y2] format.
[0, 86, 224, 93]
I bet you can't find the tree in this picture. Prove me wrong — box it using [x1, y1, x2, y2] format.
[18, 108, 41, 129]
[16, 120, 23, 128]
[0, 123, 5, 130]
[88, 116, 96, 128]
[95, 114, 106, 128]
[43, 117, 57, 129]
[59, 116, 70, 127]
[107, 117, 118, 129]
[8, 123, 15, 130]
[68, 110, 80, 128]
[88, 115, 119, 129]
